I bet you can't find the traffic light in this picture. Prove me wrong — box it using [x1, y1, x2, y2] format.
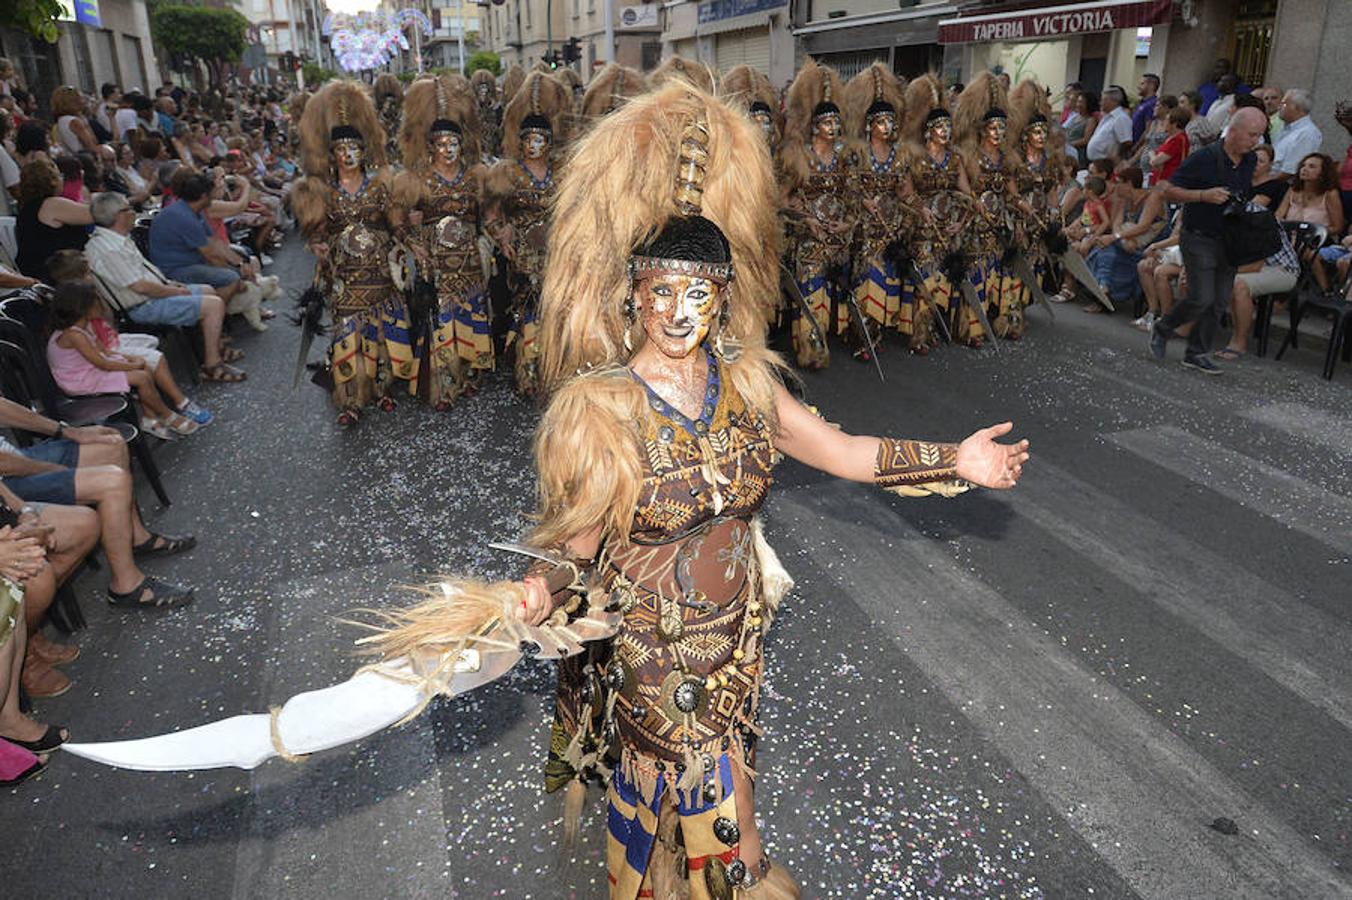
[542, 49, 558, 69]
[562, 37, 581, 65]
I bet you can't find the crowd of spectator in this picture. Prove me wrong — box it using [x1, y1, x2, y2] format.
[0, 69, 301, 786]
[1041, 57, 1352, 372]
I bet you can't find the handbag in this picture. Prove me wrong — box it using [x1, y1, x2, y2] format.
[1213, 145, 1282, 266]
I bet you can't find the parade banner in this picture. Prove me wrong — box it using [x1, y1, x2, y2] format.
[938, 0, 1171, 45]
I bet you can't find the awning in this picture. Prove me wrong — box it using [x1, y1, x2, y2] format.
[938, 0, 1172, 45]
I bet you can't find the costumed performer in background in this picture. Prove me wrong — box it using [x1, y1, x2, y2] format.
[293, 80, 416, 428]
[396, 73, 493, 409]
[483, 71, 569, 395]
[470, 68, 503, 162]
[374, 74, 405, 167]
[779, 58, 859, 369]
[580, 63, 648, 123]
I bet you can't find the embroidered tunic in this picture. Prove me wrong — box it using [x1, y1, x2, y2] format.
[853, 144, 910, 330]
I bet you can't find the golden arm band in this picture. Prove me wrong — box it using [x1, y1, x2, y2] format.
[874, 438, 971, 498]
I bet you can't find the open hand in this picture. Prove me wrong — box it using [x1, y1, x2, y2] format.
[955, 422, 1029, 490]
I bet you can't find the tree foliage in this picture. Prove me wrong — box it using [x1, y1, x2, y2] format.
[466, 50, 501, 77]
[302, 62, 337, 89]
[151, 5, 250, 82]
[3, 0, 63, 42]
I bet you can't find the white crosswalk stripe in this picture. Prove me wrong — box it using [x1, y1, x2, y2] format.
[1108, 425, 1352, 557]
[1016, 457, 1352, 731]
[771, 483, 1351, 900]
[1239, 402, 1352, 459]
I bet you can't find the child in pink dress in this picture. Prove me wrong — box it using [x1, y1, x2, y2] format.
[46, 282, 198, 439]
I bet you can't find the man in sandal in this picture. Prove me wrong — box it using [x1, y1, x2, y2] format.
[0, 397, 194, 608]
[85, 191, 246, 383]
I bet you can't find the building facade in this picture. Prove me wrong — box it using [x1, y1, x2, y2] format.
[2, 0, 157, 112]
[479, 0, 567, 72]
[242, 0, 330, 85]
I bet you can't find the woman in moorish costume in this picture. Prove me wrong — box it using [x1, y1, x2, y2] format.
[293, 80, 416, 428]
[502, 82, 1027, 900]
[719, 65, 782, 158]
[62, 83, 1031, 899]
[844, 63, 912, 355]
[1006, 79, 1069, 331]
[482, 71, 569, 395]
[956, 73, 1023, 341]
[395, 74, 493, 409]
[373, 74, 404, 166]
[470, 68, 503, 162]
[899, 74, 979, 352]
[779, 58, 859, 369]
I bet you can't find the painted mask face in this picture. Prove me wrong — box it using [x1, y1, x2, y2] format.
[813, 113, 841, 141]
[522, 130, 550, 160]
[1025, 123, 1048, 150]
[638, 273, 719, 360]
[984, 117, 1008, 144]
[869, 113, 897, 141]
[752, 111, 775, 143]
[927, 117, 953, 145]
[476, 83, 491, 103]
[332, 139, 364, 170]
[432, 132, 461, 166]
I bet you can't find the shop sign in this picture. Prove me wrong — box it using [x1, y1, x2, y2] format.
[697, 0, 786, 26]
[618, 5, 659, 30]
[938, 0, 1171, 44]
[55, 0, 101, 27]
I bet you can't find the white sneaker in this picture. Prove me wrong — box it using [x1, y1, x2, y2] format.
[260, 254, 274, 267]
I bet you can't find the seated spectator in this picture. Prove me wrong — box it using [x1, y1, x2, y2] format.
[51, 86, 97, 155]
[1275, 152, 1345, 236]
[47, 281, 201, 438]
[1273, 89, 1322, 180]
[135, 133, 167, 192]
[1149, 107, 1191, 184]
[0, 262, 39, 292]
[1216, 209, 1300, 360]
[1135, 231, 1183, 331]
[85, 191, 245, 382]
[55, 153, 87, 203]
[1178, 90, 1203, 120]
[0, 566, 72, 784]
[112, 91, 140, 144]
[1185, 115, 1220, 150]
[0, 111, 20, 215]
[46, 250, 213, 426]
[1131, 94, 1176, 172]
[1052, 175, 1112, 302]
[1067, 90, 1098, 169]
[1250, 144, 1288, 209]
[1087, 86, 1134, 163]
[13, 119, 51, 167]
[146, 173, 246, 302]
[13, 158, 91, 280]
[0, 397, 194, 607]
[1086, 166, 1168, 310]
[110, 141, 150, 205]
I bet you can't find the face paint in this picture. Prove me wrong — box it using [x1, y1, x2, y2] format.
[638, 273, 719, 360]
[927, 118, 953, 146]
[522, 130, 550, 160]
[1025, 123, 1048, 150]
[332, 139, 364, 171]
[813, 113, 841, 141]
[432, 132, 462, 166]
[869, 113, 897, 141]
[984, 117, 1008, 144]
[476, 83, 490, 102]
[752, 112, 774, 143]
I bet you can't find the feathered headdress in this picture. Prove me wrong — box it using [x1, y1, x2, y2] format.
[501, 64, 526, 108]
[501, 71, 570, 160]
[373, 73, 403, 112]
[581, 63, 646, 119]
[298, 79, 388, 178]
[538, 82, 781, 400]
[955, 71, 1008, 151]
[287, 91, 311, 126]
[399, 73, 482, 173]
[647, 56, 715, 93]
[784, 57, 844, 148]
[843, 63, 906, 141]
[902, 72, 948, 149]
[1005, 78, 1052, 152]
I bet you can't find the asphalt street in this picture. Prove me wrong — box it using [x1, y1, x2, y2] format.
[2, 235, 1350, 900]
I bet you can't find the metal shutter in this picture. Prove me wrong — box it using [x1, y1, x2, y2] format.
[715, 27, 770, 75]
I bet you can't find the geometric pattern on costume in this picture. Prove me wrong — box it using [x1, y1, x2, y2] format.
[786, 151, 856, 368]
[543, 361, 779, 899]
[853, 158, 910, 332]
[319, 176, 415, 408]
[967, 149, 1025, 339]
[904, 149, 980, 348]
[496, 161, 554, 393]
[874, 437, 970, 497]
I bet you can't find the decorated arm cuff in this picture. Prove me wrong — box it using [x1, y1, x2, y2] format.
[874, 438, 970, 498]
[523, 554, 594, 622]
